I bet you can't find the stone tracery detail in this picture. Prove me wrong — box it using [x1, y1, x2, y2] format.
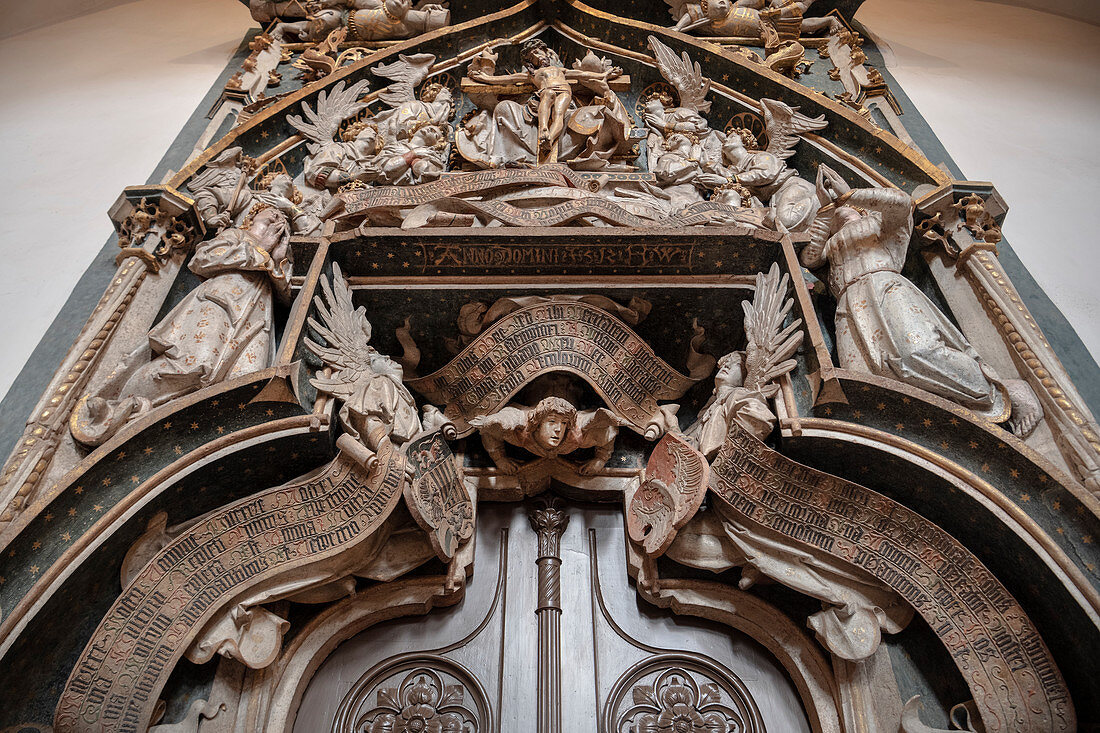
[606, 659, 759, 733]
[348, 665, 482, 733]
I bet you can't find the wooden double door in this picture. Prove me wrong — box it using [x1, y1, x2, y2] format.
[294, 502, 811, 732]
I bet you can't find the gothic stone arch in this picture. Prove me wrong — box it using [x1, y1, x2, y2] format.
[0, 1, 1097, 731]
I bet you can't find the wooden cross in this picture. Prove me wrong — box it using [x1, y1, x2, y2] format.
[459, 74, 632, 96]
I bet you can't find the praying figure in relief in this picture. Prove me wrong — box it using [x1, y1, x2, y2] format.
[802, 166, 1041, 435]
[70, 205, 293, 446]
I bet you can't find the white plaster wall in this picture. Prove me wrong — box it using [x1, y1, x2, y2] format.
[0, 0, 254, 400]
[0, 0, 1096, 407]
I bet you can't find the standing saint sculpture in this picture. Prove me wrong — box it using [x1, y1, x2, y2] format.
[802, 166, 1040, 434]
[70, 205, 293, 446]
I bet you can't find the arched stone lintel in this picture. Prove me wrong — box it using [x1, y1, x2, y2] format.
[238, 575, 460, 733]
[636, 577, 843, 733]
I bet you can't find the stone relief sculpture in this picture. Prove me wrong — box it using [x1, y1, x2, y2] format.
[69, 205, 294, 446]
[685, 263, 803, 458]
[470, 396, 627, 476]
[728, 21, 812, 78]
[802, 165, 1042, 436]
[459, 40, 629, 166]
[665, 0, 842, 41]
[188, 146, 324, 235]
[616, 265, 916, 662]
[624, 38, 823, 227]
[290, 55, 452, 195]
[717, 98, 827, 230]
[262, 0, 451, 43]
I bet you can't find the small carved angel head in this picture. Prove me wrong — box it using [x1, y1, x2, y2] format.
[305, 9, 342, 42]
[701, 0, 732, 20]
[665, 132, 692, 155]
[245, 205, 292, 262]
[342, 118, 379, 146]
[530, 397, 577, 450]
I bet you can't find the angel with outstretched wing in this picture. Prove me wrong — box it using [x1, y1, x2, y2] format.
[306, 264, 422, 468]
[686, 263, 803, 458]
[470, 396, 627, 475]
[287, 79, 372, 151]
[717, 98, 827, 230]
[642, 37, 731, 204]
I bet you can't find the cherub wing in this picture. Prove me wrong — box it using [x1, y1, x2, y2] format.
[468, 406, 528, 442]
[648, 36, 711, 114]
[760, 98, 827, 160]
[286, 79, 372, 145]
[305, 263, 378, 403]
[372, 53, 436, 108]
[187, 147, 242, 191]
[574, 408, 629, 447]
[742, 263, 804, 391]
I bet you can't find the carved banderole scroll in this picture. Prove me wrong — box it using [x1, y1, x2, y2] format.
[54, 450, 406, 733]
[708, 420, 1075, 732]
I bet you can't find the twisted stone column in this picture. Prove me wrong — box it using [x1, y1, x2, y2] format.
[528, 497, 569, 733]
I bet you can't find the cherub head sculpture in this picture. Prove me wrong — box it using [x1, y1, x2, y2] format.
[700, 0, 732, 21]
[529, 396, 577, 452]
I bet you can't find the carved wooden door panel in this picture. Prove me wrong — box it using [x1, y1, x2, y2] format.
[293, 502, 811, 732]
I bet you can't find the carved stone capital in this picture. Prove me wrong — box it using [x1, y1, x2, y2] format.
[109, 185, 204, 273]
[916, 181, 1100, 491]
[529, 497, 569, 560]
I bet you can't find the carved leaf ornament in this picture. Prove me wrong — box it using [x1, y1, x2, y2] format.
[355, 667, 478, 733]
[618, 667, 744, 733]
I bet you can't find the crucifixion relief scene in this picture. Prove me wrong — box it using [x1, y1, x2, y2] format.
[0, 1, 1097, 732]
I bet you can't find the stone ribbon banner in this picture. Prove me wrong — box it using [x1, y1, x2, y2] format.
[708, 421, 1075, 732]
[54, 448, 406, 733]
[413, 195, 660, 228]
[408, 302, 709, 435]
[334, 165, 591, 217]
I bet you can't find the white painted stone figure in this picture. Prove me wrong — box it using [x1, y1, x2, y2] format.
[687, 263, 802, 457]
[458, 41, 629, 167]
[801, 166, 1028, 425]
[665, 0, 842, 41]
[291, 57, 452, 194]
[70, 206, 293, 446]
[268, 0, 450, 43]
[717, 99, 827, 230]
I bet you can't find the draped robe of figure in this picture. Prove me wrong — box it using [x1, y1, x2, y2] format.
[802, 187, 1007, 418]
[71, 215, 293, 445]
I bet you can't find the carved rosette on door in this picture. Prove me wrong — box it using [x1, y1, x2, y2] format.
[333, 656, 489, 733]
[604, 657, 760, 733]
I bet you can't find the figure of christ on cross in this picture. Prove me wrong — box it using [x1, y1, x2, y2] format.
[466, 39, 624, 163]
